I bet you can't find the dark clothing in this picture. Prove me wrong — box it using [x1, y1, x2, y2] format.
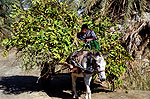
[77, 29, 97, 42]
[77, 29, 101, 52]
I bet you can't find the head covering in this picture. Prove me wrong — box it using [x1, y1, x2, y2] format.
[81, 24, 88, 30]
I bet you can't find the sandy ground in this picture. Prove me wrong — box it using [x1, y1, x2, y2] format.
[0, 50, 150, 99]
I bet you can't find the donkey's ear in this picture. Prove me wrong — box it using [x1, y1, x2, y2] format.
[94, 51, 100, 56]
[102, 52, 110, 58]
[87, 52, 91, 56]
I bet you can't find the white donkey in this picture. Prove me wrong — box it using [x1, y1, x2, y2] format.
[67, 50, 107, 99]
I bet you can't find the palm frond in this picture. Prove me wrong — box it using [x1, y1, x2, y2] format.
[125, 0, 134, 19]
[64, 0, 101, 14]
[139, 0, 147, 13]
[125, 0, 147, 19]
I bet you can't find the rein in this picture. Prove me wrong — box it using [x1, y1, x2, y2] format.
[72, 41, 91, 56]
[94, 70, 105, 73]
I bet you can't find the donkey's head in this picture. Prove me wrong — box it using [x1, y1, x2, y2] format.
[93, 51, 107, 81]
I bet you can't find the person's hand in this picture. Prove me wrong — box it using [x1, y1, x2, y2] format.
[86, 38, 93, 42]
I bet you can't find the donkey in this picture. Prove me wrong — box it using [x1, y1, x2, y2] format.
[66, 50, 107, 99]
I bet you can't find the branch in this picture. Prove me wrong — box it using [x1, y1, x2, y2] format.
[128, 22, 147, 52]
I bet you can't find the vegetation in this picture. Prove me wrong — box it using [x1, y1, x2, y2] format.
[81, 13, 133, 89]
[0, 0, 21, 48]
[3, 0, 81, 68]
[66, 0, 150, 90]
[1, 0, 149, 91]
[1, 0, 134, 90]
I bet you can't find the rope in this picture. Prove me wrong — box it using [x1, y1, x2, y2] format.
[71, 60, 86, 71]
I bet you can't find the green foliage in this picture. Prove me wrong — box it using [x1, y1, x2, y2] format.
[0, 0, 21, 48]
[2, 0, 133, 90]
[3, 0, 80, 70]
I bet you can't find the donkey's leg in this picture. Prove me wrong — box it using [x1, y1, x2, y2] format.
[84, 74, 92, 99]
[71, 74, 78, 98]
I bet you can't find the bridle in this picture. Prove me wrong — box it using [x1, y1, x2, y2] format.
[87, 56, 105, 73]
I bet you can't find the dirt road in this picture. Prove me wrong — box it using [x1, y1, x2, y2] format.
[0, 50, 150, 99]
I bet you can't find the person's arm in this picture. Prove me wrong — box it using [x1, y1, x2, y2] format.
[86, 38, 93, 42]
[86, 30, 97, 41]
[77, 32, 86, 41]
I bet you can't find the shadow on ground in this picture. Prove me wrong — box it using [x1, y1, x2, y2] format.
[43, 74, 112, 99]
[0, 74, 112, 98]
[0, 75, 42, 95]
[42, 74, 73, 99]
